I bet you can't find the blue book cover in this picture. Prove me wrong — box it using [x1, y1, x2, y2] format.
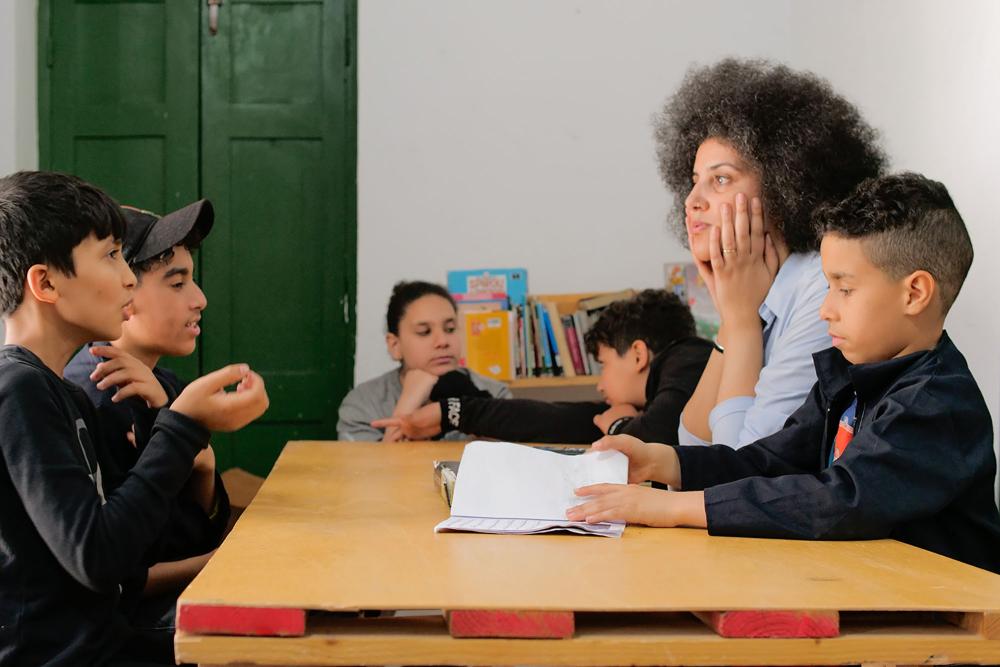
[538, 303, 563, 376]
[533, 301, 553, 373]
[447, 268, 528, 308]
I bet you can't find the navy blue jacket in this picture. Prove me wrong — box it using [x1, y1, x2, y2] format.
[675, 332, 1000, 574]
[0, 346, 210, 666]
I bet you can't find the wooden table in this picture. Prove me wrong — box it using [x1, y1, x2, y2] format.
[176, 441, 1000, 666]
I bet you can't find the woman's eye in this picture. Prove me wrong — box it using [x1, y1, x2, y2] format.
[714, 174, 731, 186]
[839, 288, 854, 296]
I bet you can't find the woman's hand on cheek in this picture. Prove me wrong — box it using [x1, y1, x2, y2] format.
[710, 193, 779, 329]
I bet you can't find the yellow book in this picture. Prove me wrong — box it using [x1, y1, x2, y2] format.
[462, 310, 516, 381]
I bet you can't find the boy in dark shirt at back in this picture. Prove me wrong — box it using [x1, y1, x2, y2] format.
[568, 173, 1000, 574]
[0, 171, 269, 666]
[373, 290, 713, 444]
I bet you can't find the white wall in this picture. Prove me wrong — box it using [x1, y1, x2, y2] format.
[357, 1, 1000, 447]
[0, 0, 39, 341]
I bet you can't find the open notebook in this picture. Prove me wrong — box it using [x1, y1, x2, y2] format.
[434, 441, 628, 537]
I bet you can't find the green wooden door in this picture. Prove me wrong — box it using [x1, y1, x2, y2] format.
[199, 0, 357, 474]
[40, 0, 357, 474]
[40, 0, 202, 381]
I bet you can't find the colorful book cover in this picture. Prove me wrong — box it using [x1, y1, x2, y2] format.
[538, 304, 563, 376]
[562, 316, 586, 375]
[533, 301, 555, 375]
[463, 310, 516, 381]
[571, 310, 591, 375]
[665, 262, 720, 340]
[447, 268, 528, 307]
[545, 302, 576, 378]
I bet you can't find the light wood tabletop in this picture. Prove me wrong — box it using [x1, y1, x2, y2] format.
[176, 440, 1000, 666]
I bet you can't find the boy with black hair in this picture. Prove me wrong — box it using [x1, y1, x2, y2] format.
[568, 173, 1000, 574]
[373, 289, 712, 444]
[64, 201, 227, 628]
[0, 171, 269, 666]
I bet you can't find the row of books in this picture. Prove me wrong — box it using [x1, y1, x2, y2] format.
[447, 267, 635, 382]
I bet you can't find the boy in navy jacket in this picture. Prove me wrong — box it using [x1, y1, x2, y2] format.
[568, 173, 1000, 574]
[0, 171, 269, 666]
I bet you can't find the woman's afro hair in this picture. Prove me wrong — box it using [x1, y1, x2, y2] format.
[654, 58, 886, 253]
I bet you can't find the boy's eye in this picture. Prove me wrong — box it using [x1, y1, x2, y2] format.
[839, 288, 854, 296]
[171, 282, 185, 290]
[108, 249, 120, 260]
[416, 329, 430, 336]
[444, 325, 456, 334]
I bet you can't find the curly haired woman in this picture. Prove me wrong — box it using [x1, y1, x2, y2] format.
[654, 58, 885, 448]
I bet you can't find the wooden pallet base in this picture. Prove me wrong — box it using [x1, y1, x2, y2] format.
[176, 611, 1000, 666]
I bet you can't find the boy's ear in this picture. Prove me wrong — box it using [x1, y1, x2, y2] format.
[902, 270, 936, 317]
[386, 332, 402, 362]
[24, 264, 59, 306]
[630, 339, 651, 372]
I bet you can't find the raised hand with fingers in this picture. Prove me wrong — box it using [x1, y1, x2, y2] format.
[372, 401, 444, 441]
[88, 345, 168, 409]
[171, 364, 269, 432]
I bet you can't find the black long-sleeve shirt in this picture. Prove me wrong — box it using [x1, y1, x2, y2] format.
[674, 332, 1000, 574]
[64, 344, 230, 566]
[0, 345, 210, 666]
[443, 337, 712, 444]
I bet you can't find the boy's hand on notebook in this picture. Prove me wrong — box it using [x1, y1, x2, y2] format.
[88, 345, 168, 409]
[172, 364, 269, 432]
[566, 485, 706, 528]
[372, 401, 443, 440]
[566, 483, 673, 526]
[591, 434, 680, 487]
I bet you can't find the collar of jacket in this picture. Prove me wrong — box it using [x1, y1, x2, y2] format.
[810, 331, 950, 405]
[644, 336, 712, 400]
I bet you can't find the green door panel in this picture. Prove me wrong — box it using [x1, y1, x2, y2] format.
[200, 0, 356, 475]
[39, 0, 357, 475]
[41, 0, 201, 382]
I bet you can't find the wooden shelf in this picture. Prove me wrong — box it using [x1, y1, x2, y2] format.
[507, 375, 599, 389]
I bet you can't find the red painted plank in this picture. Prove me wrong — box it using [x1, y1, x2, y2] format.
[693, 610, 839, 638]
[177, 603, 306, 636]
[447, 610, 575, 638]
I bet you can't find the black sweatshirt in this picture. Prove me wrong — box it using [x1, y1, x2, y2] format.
[64, 344, 231, 566]
[0, 345, 210, 666]
[675, 332, 1000, 574]
[441, 337, 712, 444]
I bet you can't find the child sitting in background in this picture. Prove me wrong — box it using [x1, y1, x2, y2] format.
[374, 290, 711, 444]
[569, 173, 1000, 574]
[338, 280, 511, 441]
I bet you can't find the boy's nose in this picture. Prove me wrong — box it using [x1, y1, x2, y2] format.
[192, 283, 208, 310]
[818, 291, 835, 322]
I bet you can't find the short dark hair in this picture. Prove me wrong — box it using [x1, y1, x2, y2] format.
[813, 173, 972, 315]
[584, 289, 696, 358]
[0, 171, 125, 316]
[386, 280, 457, 335]
[654, 58, 886, 253]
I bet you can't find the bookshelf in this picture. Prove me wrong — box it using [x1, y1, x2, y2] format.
[505, 291, 620, 401]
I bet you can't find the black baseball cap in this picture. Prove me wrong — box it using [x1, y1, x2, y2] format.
[121, 199, 215, 265]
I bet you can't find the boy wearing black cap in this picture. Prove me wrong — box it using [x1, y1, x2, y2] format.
[64, 200, 225, 625]
[0, 171, 268, 665]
